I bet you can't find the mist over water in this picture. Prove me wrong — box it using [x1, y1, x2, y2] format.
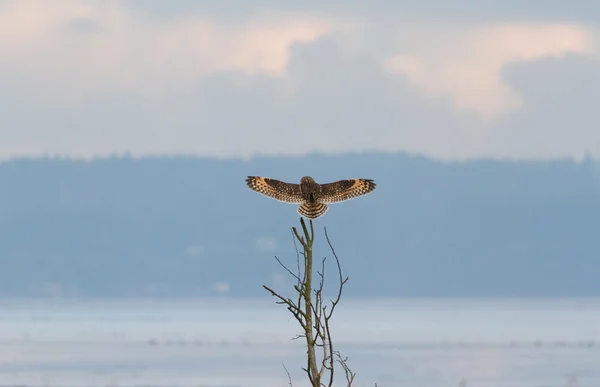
[1, 298, 599, 386]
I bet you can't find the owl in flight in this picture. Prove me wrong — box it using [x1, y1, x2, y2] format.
[246, 176, 376, 219]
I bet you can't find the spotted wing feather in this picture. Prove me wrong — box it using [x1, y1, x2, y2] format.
[246, 176, 304, 204]
[319, 178, 376, 204]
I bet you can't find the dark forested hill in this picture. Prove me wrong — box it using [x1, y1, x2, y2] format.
[0, 153, 598, 297]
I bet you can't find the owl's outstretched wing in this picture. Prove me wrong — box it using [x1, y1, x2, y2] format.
[319, 178, 376, 204]
[246, 176, 304, 204]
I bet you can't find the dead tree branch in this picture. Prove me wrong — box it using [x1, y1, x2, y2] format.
[263, 218, 355, 387]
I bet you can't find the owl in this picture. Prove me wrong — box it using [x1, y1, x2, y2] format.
[246, 176, 376, 219]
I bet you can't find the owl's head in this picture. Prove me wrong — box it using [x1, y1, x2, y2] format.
[300, 176, 316, 184]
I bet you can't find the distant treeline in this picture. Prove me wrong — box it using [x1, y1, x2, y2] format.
[0, 153, 598, 297]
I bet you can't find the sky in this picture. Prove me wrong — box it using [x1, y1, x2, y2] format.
[1, 0, 599, 161]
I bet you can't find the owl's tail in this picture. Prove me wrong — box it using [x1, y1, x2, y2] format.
[297, 202, 329, 219]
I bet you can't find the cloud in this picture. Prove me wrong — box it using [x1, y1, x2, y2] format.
[184, 245, 205, 257]
[486, 54, 600, 159]
[384, 23, 596, 119]
[270, 273, 287, 288]
[1, 1, 600, 161]
[0, 1, 331, 99]
[256, 237, 277, 252]
[213, 281, 231, 294]
[123, 1, 600, 26]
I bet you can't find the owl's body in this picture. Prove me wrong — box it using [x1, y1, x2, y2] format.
[246, 175, 376, 219]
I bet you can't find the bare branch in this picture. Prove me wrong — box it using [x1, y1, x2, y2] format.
[299, 217, 313, 247]
[274, 254, 302, 283]
[325, 305, 335, 387]
[283, 363, 293, 387]
[314, 255, 330, 381]
[290, 226, 307, 329]
[263, 218, 362, 387]
[324, 227, 347, 320]
[319, 317, 328, 381]
[290, 334, 305, 341]
[292, 228, 303, 287]
[292, 226, 307, 249]
[263, 285, 307, 328]
[335, 352, 356, 387]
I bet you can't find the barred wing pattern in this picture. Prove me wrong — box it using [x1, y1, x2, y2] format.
[319, 178, 376, 204]
[246, 176, 304, 204]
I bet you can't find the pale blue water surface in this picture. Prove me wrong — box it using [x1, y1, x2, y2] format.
[0, 298, 598, 387]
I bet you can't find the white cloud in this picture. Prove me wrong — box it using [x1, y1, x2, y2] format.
[213, 282, 231, 294]
[271, 273, 287, 288]
[1, 1, 599, 161]
[256, 237, 277, 252]
[0, 1, 331, 99]
[184, 245, 205, 257]
[384, 23, 596, 120]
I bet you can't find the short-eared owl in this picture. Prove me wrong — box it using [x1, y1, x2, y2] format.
[246, 176, 376, 219]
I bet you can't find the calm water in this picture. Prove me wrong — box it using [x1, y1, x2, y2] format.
[0, 298, 599, 386]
